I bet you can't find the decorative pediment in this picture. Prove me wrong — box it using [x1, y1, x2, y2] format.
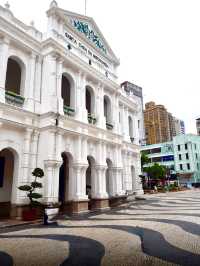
[70, 18, 107, 54]
[47, 6, 119, 65]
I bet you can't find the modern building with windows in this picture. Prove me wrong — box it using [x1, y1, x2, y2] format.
[0, 2, 143, 218]
[141, 134, 200, 186]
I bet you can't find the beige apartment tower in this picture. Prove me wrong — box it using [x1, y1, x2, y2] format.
[144, 102, 171, 145]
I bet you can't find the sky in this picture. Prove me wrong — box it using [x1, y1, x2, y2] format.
[1, 0, 200, 133]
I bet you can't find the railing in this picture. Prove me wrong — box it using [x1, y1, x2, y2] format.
[106, 122, 114, 130]
[63, 105, 75, 116]
[5, 90, 25, 106]
[88, 113, 97, 125]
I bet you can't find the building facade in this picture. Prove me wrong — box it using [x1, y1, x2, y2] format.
[120, 81, 145, 145]
[141, 134, 200, 186]
[0, 2, 143, 217]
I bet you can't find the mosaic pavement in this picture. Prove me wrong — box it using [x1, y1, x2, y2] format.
[1, 189, 200, 266]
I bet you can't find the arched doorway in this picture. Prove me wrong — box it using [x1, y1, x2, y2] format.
[0, 148, 15, 218]
[86, 156, 95, 209]
[5, 57, 24, 95]
[106, 158, 113, 196]
[59, 152, 72, 210]
[131, 165, 136, 192]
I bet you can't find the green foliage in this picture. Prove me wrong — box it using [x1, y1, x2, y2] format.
[145, 163, 167, 180]
[28, 192, 43, 199]
[18, 185, 32, 191]
[31, 181, 42, 188]
[32, 168, 44, 178]
[141, 152, 150, 170]
[18, 167, 44, 208]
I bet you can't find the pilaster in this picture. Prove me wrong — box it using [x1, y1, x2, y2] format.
[21, 128, 33, 183]
[92, 165, 108, 199]
[68, 163, 88, 201]
[43, 160, 62, 203]
[0, 37, 9, 103]
[75, 72, 88, 122]
[41, 53, 57, 113]
[24, 53, 36, 111]
[30, 130, 40, 173]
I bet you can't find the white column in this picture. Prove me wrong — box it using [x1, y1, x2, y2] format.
[92, 165, 108, 198]
[96, 85, 106, 129]
[133, 112, 140, 145]
[21, 128, 33, 183]
[30, 130, 40, 173]
[69, 164, 88, 201]
[34, 56, 42, 112]
[134, 153, 144, 195]
[56, 57, 64, 115]
[122, 105, 130, 142]
[47, 130, 56, 160]
[44, 160, 62, 203]
[0, 37, 9, 103]
[75, 72, 87, 123]
[113, 94, 120, 134]
[116, 168, 124, 195]
[25, 53, 36, 111]
[41, 53, 57, 113]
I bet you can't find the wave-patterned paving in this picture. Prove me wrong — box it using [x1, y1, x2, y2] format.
[1, 189, 200, 265]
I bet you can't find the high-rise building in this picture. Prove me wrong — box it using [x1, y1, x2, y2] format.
[169, 115, 185, 139]
[174, 118, 185, 135]
[144, 102, 170, 144]
[196, 118, 200, 135]
[144, 102, 185, 144]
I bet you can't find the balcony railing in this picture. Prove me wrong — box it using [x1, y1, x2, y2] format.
[63, 105, 75, 116]
[88, 113, 97, 125]
[106, 122, 113, 130]
[5, 90, 25, 106]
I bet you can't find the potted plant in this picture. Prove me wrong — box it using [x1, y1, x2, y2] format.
[18, 167, 44, 221]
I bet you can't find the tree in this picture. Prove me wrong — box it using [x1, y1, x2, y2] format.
[141, 151, 150, 170]
[147, 163, 167, 180]
[18, 168, 44, 208]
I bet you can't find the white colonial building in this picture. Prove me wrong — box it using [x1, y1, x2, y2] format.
[0, 1, 143, 218]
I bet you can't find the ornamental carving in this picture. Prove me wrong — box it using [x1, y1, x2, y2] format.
[72, 19, 107, 54]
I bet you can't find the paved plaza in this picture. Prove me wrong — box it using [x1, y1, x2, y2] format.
[1, 190, 200, 266]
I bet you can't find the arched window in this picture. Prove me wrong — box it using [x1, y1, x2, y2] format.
[86, 88, 91, 114]
[104, 95, 112, 129]
[61, 75, 71, 107]
[85, 86, 95, 114]
[86, 86, 96, 124]
[5, 57, 24, 95]
[61, 73, 75, 115]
